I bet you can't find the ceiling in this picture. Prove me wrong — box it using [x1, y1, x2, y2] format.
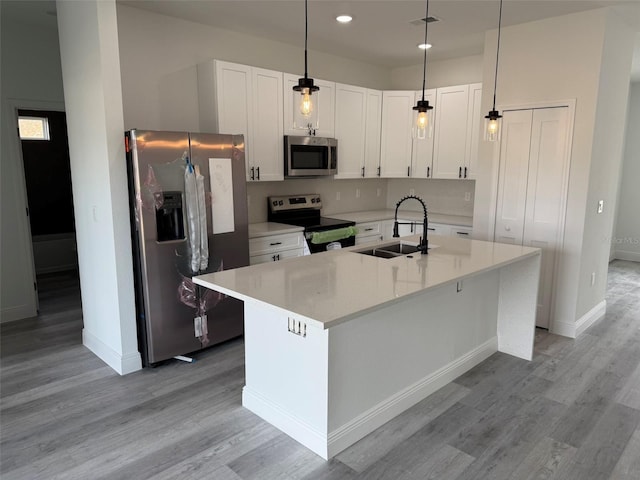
[4, 0, 640, 80]
[116, 0, 640, 78]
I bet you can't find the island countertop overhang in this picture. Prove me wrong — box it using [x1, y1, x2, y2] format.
[193, 235, 541, 330]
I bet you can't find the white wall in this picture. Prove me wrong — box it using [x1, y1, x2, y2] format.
[473, 8, 634, 335]
[577, 11, 634, 318]
[0, 3, 65, 322]
[116, 4, 391, 133]
[390, 54, 484, 90]
[613, 82, 640, 261]
[56, 0, 141, 374]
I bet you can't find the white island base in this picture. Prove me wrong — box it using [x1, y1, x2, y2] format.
[194, 236, 541, 459]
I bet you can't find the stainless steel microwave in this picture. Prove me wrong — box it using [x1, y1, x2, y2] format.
[284, 136, 337, 177]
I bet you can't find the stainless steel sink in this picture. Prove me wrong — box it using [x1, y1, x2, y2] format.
[353, 242, 423, 259]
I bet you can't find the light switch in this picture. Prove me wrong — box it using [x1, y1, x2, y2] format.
[597, 200, 604, 214]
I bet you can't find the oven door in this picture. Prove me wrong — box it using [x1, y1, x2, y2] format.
[305, 230, 356, 254]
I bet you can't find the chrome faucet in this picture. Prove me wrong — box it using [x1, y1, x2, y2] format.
[392, 195, 429, 254]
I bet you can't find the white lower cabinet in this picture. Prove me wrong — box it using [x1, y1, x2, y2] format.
[355, 221, 384, 245]
[249, 232, 305, 265]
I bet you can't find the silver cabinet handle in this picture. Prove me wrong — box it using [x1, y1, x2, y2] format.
[365, 228, 374, 231]
[458, 167, 462, 179]
[256, 166, 260, 180]
[269, 242, 282, 246]
[377, 166, 381, 176]
[464, 167, 467, 178]
[361, 167, 365, 177]
[250, 167, 255, 180]
[456, 231, 469, 236]
[407, 166, 411, 177]
[427, 166, 430, 178]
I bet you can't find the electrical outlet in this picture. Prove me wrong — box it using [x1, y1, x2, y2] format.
[464, 192, 471, 202]
[377, 188, 381, 197]
[356, 188, 360, 199]
[597, 200, 604, 214]
[336, 191, 341, 201]
[591, 272, 596, 286]
[409, 188, 415, 196]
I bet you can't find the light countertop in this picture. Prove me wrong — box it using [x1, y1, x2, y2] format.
[194, 235, 539, 330]
[329, 210, 473, 227]
[249, 222, 304, 238]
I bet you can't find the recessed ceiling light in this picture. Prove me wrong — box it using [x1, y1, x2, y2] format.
[418, 43, 432, 50]
[336, 15, 353, 24]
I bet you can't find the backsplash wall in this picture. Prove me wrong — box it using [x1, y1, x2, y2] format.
[246, 178, 388, 223]
[386, 179, 475, 217]
[247, 178, 475, 223]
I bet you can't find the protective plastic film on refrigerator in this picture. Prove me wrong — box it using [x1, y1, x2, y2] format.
[125, 130, 249, 366]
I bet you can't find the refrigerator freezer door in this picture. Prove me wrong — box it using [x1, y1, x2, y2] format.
[128, 130, 203, 364]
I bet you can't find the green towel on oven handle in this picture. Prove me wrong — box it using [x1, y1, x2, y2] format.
[310, 226, 359, 244]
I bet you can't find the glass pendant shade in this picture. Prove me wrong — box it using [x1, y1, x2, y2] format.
[292, 78, 319, 130]
[484, 110, 502, 142]
[413, 100, 433, 140]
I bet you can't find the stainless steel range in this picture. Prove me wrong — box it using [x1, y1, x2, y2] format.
[267, 194, 356, 253]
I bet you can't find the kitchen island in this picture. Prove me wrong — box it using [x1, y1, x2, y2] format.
[194, 235, 541, 459]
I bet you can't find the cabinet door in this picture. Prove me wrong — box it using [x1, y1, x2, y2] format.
[283, 73, 335, 137]
[464, 83, 483, 179]
[334, 83, 367, 179]
[380, 91, 414, 178]
[364, 90, 382, 178]
[433, 84, 470, 179]
[252, 68, 284, 181]
[411, 89, 436, 179]
[523, 107, 570, 329]
[215, 61, 253, 180]
[493, 109, 532, 245]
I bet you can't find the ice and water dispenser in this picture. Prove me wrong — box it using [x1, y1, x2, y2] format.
[154, 191, 185, 242]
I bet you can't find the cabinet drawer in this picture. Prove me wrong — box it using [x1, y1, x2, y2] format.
[450, 226, 472, 238]
[250, 248, 304, 265]
[355, 221, 383, 238]
[249, 232, 305, 256]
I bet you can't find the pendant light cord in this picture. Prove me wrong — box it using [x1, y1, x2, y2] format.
[304, 0, 309, 78]
[492, 0, 503, 110]
[421, 0, 429, 101]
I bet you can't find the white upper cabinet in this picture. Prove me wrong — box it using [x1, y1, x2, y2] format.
[334, 84, 382, 179]
[197, 60, 284, 181]
[364, 89, 383, 178]
[411, 89, 436, 179]
[334, 83, 367, 179]
[283, 73, 335, 138]
[431, 83, 483, 180]
[380, 91, 414, 178]
[465, 83, 483, 180]
[433, 84, 470, 179]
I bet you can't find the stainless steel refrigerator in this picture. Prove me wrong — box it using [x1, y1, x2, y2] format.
[125, 130, 248, 366]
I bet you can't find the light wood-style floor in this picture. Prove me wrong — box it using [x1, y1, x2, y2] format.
[1, 262, 639, 479]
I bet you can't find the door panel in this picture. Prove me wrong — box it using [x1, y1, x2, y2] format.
[523, 107, 570, 329]
[493, 109, 533, 246]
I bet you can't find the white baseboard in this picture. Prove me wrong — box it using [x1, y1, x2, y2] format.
[243, 387, 329, 459]
[243, 337, 498, 460]
[1, 304, 37, 323]
[82, 329, 142, 375]
[551, 300, 607, 339]
[575, 300, 607, 337]
[614, 250, 640, 262]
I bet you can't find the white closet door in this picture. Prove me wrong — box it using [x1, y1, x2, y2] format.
[494, 109, 533, 245]
[523, 107, 570, 329]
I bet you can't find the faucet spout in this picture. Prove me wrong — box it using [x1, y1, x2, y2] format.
[392, 195, 429, 254]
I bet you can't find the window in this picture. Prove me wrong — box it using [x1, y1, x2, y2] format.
[18, 116, 50, 140]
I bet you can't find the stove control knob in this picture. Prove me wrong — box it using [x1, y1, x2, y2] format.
[315, 197, 320, 203]
[278, 200, 284, 206]
[310, 198, 316, 203]
[272, 201, 278, 206]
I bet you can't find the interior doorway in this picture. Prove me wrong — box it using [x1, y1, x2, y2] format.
[17, 109, 78, 307]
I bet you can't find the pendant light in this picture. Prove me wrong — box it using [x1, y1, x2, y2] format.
[413, 0, 434, 140]
[292, 0, 319, 133]
[485, 0, 503, 142]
